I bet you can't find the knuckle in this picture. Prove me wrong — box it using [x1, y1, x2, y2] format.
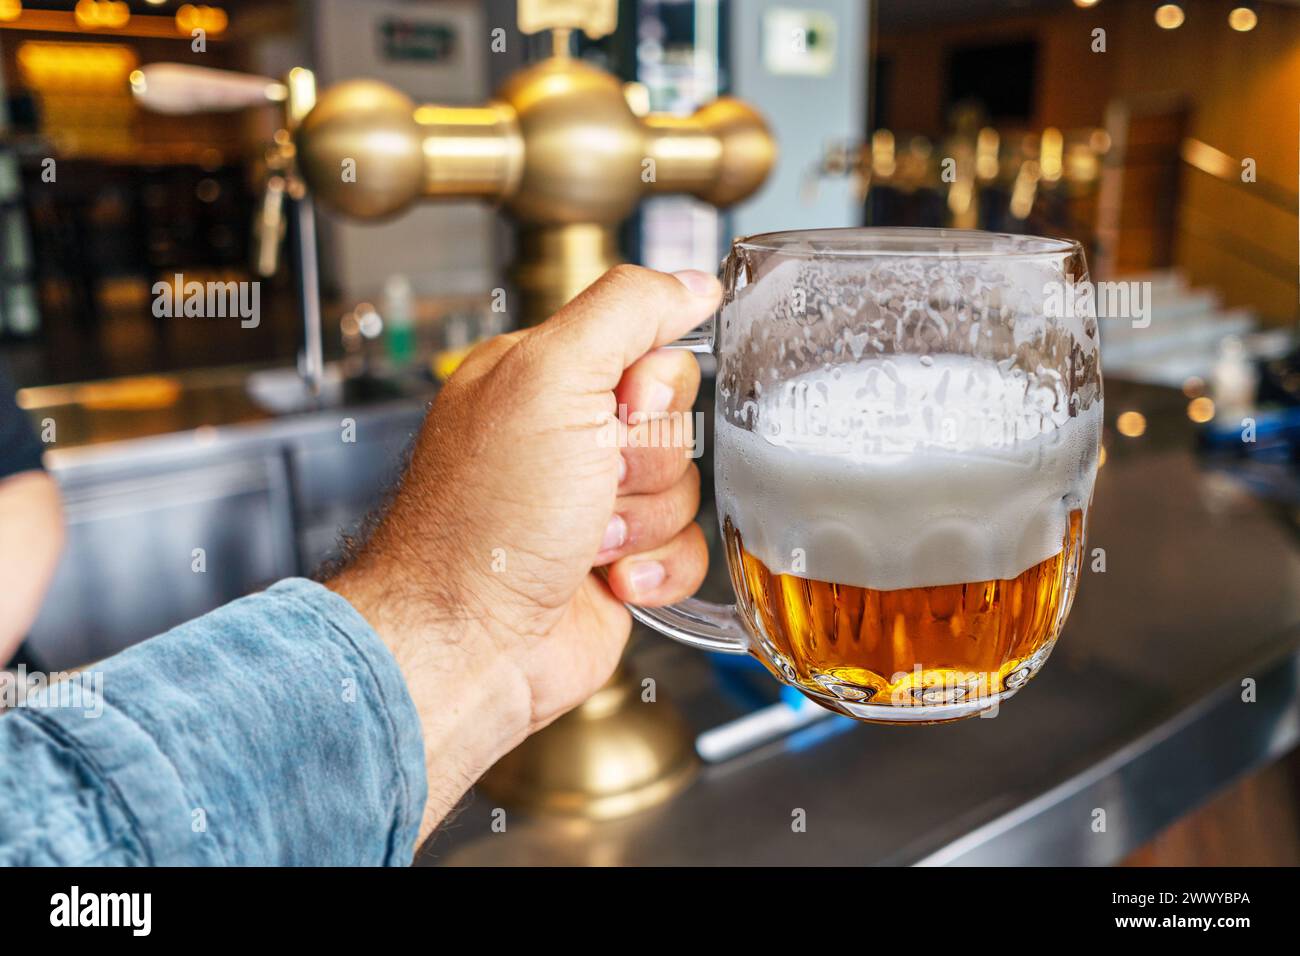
[631, 494, 673, 543]
[484, 331, 522, 351]
[648, 445, 683, 486]
[623, 440, 691, 492]
[671, 525, 709, 585]
[502, 331, 550, 379]
[606, 263, 651, 286]
[655, 483, 687, 527]
[668, 347, 702, 383]
[604, 263, 679, 301]
[683, 463, 702, 507]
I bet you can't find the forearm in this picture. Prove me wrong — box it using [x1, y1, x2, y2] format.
[325, 563, 532, 845]
[0, 579, 427, 865]
[0, 471, 64, 660]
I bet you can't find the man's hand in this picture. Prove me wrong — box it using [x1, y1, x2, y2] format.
[327, 265, 720, 840]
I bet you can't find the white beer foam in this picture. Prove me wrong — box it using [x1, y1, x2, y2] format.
[715, 354, 1102, 591]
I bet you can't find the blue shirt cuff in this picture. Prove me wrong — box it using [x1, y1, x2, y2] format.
[1, 578, 427, 866]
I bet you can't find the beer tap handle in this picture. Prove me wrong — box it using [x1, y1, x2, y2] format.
[252, 173, 288, 279]
[129, 63, 287, 115]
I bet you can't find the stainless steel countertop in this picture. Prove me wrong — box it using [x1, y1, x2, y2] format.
[420, 381, 1300, 865]
[19, 362, 433, 457]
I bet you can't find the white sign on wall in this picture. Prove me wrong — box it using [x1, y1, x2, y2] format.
[763, 8, 838, 77]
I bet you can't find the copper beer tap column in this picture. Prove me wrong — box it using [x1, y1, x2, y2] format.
[294, 3, 775, 325]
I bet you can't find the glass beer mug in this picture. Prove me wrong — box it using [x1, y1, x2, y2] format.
[629, 228, 1103, 723]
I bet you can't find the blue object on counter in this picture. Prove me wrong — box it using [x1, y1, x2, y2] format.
[1198, 406, 1300, 462]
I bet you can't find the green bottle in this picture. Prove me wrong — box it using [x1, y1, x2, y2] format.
[382, 274, 415, 367]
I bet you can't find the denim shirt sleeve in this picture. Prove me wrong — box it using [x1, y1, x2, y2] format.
[0, 579, 427, 866]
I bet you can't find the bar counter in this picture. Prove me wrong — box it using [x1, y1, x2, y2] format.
[22, 369, 1300, 865]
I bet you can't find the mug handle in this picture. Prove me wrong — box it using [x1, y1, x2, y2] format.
[626, 598, 750, 655]
[620, 252, 751, 656]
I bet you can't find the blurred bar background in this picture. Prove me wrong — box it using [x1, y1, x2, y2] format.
[2, 0, 1299, 866]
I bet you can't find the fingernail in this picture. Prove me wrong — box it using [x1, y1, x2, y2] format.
[617, 455, 628, 483]
[646, 380, 675, 413]
[600, 514, 627, 552]
[628, 561, 666, 595]
[672, 269, 717, 297]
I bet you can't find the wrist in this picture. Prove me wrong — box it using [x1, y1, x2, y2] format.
[324, 564, 532, 837]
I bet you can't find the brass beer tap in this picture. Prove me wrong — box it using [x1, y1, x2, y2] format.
[294, 0, 776, 324]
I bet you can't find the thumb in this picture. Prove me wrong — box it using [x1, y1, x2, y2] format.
[530, 265, 722, 391]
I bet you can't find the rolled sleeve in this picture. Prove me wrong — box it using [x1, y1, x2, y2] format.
[0, 579, 427, 866]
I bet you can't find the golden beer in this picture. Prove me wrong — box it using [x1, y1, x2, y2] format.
[724, 510, 1085, 719]
[709, 346, 1101, 722]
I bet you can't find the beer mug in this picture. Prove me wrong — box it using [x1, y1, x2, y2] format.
[629, 228, 1103, 723]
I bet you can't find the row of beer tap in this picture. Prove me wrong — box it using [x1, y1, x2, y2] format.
[806, 107, 1113, 228]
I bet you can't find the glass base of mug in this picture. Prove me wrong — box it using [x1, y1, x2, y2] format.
[777, 637, 1059, 725]
[797, 684, 1023, 725]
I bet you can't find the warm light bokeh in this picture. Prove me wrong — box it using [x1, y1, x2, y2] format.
[175, 3, 228, 37]
[1155, 3, 1186, 30]
[1116, 411, 1148, 438]
[73, 0, 130, 30]
[1228, 6, 1258, 32]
